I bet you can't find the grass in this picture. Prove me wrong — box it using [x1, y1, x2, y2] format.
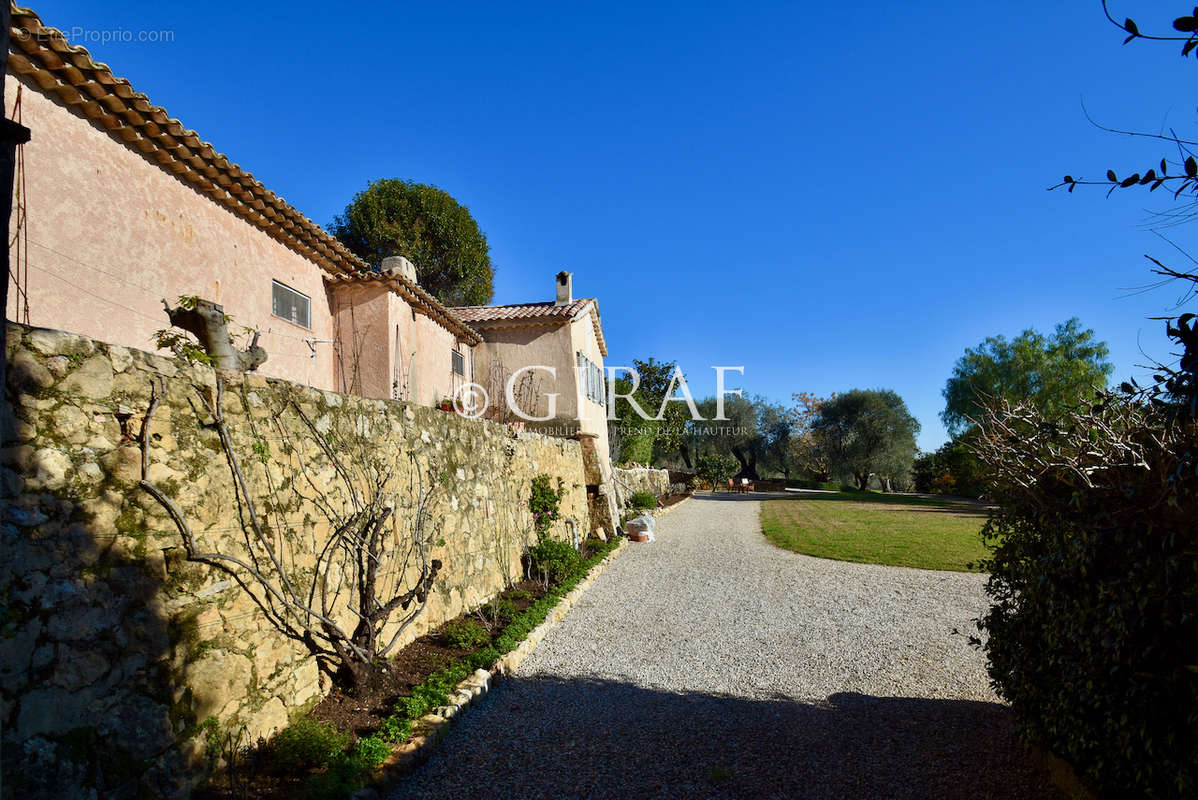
[759, 491, 990, 572]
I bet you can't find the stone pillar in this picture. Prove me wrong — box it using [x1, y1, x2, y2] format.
[577, 432, 619, 537]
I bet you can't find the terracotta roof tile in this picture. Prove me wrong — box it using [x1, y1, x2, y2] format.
[451, 299, 608, 356]
[451, 298, 593, 324]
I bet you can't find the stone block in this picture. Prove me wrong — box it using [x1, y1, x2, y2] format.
[60, 356, 114, 400]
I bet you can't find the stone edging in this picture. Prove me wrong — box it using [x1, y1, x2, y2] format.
[653, 493, 692, 518]
[369, 538, 629, 794]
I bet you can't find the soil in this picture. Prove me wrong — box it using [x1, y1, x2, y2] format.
[660, 493, 689, 508]
[310, 578, 547, 738]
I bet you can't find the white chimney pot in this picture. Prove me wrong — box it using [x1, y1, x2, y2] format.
[555, 270, 573, 306]
[381, 255, 418, 285]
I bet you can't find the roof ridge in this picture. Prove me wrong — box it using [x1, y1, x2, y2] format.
[450, 297, 597, 311]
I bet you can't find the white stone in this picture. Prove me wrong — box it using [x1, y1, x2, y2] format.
[108, 345, 134, 373]
[30, 447, 71, 491]
[28, 328, 95, 358]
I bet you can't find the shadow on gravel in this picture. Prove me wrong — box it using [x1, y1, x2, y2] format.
[393, 676, 1059, 800]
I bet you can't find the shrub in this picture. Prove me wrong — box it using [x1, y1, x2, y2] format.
[972, 394, 1198, 798]
[270, 718, 349, 769]
[629, 491, 657, 509]
[377, 714, 411, 743]
[529, 474, 564, 538]
[443, 618, 490, 649]
[475, 597, 518, 631]
[617, 420, 658, 464]
[352, 735, 391, 771]
[527, 536, 579, 586]
[695, 453, 738, 490]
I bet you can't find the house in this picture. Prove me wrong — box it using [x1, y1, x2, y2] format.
[453, 271, 619, 532]
[4, 5, 479, 407]
[4, 4, 619, 530]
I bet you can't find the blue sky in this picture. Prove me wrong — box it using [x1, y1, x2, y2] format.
[34, 0, 1198, 449]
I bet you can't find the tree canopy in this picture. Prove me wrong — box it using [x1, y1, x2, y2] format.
[811, 389, 920, 491]
[330, 179, 494, 307]
[941, 318, 1113, 436]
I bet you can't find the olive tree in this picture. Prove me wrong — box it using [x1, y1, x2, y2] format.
[811, 389, 920, 491]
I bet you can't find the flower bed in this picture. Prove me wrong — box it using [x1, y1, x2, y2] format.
[195, 536, 623, 800]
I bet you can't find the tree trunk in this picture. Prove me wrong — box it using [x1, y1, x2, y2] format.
[678, 442, 692, 469]
[731, 446, 760, 481]
[162, 298, 267, 371]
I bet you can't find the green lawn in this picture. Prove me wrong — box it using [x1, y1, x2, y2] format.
[759, 491, 990, 572]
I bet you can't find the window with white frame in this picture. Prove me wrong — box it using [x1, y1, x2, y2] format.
[271, 280, 310, 329]
[577, 352, 605, 405]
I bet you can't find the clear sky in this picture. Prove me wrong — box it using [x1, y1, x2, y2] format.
[31, 0, 1198, 449]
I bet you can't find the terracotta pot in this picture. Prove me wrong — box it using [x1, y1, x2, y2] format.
[628, 531, 649, 543]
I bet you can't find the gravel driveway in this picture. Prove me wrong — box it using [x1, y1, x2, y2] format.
[391, 494, 1057, 799]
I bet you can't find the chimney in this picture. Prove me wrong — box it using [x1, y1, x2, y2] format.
[555, 270, 573, 306]
[381, 255, 418, 285]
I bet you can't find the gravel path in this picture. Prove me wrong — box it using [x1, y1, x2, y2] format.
[391, 494, 1057, 800]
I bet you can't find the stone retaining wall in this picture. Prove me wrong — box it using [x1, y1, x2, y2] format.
[0, 323, 590, 799]
[612, 466, 671, 508]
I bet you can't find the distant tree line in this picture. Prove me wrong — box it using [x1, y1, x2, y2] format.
[607, 360, 921, 492]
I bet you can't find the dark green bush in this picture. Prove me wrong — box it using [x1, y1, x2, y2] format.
[617, 420, 658, 465]
[695, 453, 738, 490]
[974, 394, 1198, 798]
[527, 536, 580, 585]
[629, 491, 657, 509]
[912, 434, 986, 497]
[352, 736, 391, 771]
[443, 618, 490, 649]
[271, 718, 349, 769]
[529, 474, 564, 538]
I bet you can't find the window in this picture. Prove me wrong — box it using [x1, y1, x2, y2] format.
[577, 352, 605, 405]
[452, 349, 466, 377]
[272, 280, 310, 329]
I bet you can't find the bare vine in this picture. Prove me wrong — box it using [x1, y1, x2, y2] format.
[140, 376, 445, 689]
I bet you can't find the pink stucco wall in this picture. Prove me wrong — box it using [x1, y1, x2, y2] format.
[5, 77, 342, 390]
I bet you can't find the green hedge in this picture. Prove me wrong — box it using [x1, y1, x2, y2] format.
[977, 400, 1198, 798]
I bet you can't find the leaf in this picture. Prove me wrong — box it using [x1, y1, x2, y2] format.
[1063, 175, 1073, 184]
[1185, 39, 1198, 56]
[1161, 158, 1169, 174]
[1143, 169, 1156, 182]
[1107, 169, 1118, 182]
[1125, 17, 1139, 35]
[1173, 15, 1198, 32]
[1120, 174, 1141, 187]
[1187, 156, 1197, 177]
